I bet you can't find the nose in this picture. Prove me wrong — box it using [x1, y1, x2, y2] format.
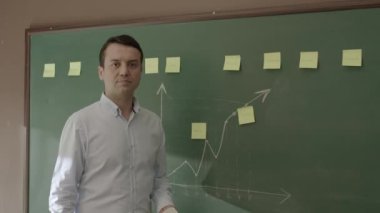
[119, 63, 130, 76]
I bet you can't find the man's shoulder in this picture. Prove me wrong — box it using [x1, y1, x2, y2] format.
[68, 101, 100, 122]
[78, 101, 100, 113]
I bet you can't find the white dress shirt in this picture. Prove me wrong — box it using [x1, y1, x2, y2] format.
[49, 94, 174, 213]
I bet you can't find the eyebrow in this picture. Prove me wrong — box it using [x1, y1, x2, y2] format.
[109, 59, 139, 63]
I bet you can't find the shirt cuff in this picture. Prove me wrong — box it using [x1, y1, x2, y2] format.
[159, 205, 177, 213]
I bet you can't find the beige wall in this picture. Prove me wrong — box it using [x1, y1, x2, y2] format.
[0, 0, 378, 212]
[0, 0, 28, 212]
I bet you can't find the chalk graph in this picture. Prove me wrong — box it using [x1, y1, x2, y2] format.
[156, 83, 291, 204]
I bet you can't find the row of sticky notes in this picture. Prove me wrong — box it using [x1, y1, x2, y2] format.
[191, 105, 255, 140]
[224, 49, 362, 71]
[43, 62, 82, 78]
[43, 49, 361, 77]
[145, 57, 181, 74]
[43, 58, 181, 77]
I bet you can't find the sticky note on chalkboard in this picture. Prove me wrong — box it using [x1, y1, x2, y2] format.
[43, 63, 55, 78]
[223, 55, 241, 71]
[191, 122, 207, 140]
[68, 61, 81, 76]
[145, 58, 159, 74]
[299, 51, 318, 69]
[165, 57, 180, 73]
[263, 52, 281, 70]
[342, 49, 362, 67]
[237, 106, 255, 125]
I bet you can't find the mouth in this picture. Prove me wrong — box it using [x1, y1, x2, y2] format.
[117, 79, 132, 85]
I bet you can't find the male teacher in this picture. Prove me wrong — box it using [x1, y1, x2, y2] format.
[49, 34, 177, 213]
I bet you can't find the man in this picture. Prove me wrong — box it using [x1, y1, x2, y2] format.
[49, 34, 177, 213]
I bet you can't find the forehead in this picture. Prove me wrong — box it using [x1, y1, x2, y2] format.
[104, 43, 141, 61]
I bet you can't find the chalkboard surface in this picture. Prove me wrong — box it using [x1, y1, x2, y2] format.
[29, 8, 380, 213]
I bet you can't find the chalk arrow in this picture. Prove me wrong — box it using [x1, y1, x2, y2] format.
[170, 183, 291, 204]
[156, 83, 167, 120]
[255, 88, 271, 103]
[156, 83, 167, 95]
[245, 89, 271, 106]
[168, 88, 272, 177]
[279, 188, 291, 204]
[254, 187, 291, 204]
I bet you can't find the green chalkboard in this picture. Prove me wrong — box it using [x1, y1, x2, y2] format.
[29, 8, 380, 213]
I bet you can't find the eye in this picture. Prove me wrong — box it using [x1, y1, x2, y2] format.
[128, 61, 139, 69]
[111, 61, 120, 69]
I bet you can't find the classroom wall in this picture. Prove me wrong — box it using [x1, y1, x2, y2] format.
[0, 0, 374, 212]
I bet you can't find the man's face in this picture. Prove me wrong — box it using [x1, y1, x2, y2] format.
[98, 43, 142, 100]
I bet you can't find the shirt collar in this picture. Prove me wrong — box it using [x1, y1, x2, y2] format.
[100, 93, 140, 117]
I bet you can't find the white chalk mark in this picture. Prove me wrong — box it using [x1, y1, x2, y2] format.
[244, 89, 271, 106]
[170, 183, 291, 204]
[168, 89, 271, 177]
[164, 87, 290, 203]
[156, 83, 167, 120]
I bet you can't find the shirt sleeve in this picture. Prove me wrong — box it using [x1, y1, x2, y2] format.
[151, 124, 175, 213]
[49, 114, 86, 213]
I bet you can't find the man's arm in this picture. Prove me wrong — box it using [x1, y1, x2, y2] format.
[49, 114, 85, 213]
[151, 128, 177, 213]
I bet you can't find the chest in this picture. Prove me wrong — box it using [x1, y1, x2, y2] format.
[84, 117, 162, 169]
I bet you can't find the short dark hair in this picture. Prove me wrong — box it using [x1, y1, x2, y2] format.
[98, 34, 144, 67]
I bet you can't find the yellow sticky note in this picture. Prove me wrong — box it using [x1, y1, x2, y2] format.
[191, 122, 207, 140]
[342, 49, 362, 67]
[68, 61, 81, 76]
[165, 57, 180, 73]
[264, 52, 281, 70]
[43, 63, 55, 78]
[299, 51, 318, 69]
[237, 106, 255, 125]
[223, 55, 241, 71]
[145, 58, 159, 74]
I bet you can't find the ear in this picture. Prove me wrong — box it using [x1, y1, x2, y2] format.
[98, 66, 104, 80]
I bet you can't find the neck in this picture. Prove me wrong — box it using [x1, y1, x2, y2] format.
[106, 92, 134, 118]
